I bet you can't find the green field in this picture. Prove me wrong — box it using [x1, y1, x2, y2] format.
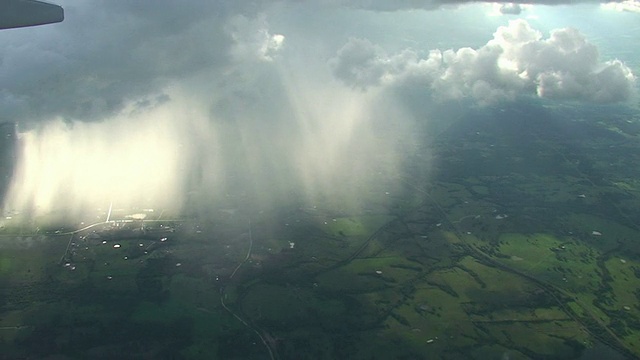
[2, 103, 640, 359]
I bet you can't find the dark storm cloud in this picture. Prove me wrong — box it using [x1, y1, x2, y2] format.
[0, 1, 235, 124]
[331, 20, 636, 104]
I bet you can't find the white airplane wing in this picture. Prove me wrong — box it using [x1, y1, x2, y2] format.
[0, 0, 63, 30]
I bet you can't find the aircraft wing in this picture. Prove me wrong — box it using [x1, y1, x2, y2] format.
[0, 0, 63, 30]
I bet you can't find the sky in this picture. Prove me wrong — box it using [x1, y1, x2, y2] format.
[0, 0, 638, 218]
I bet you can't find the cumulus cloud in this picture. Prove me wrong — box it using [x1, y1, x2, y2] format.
[329, 0, 626, 11]
[226, 15, 285, 62]
[499, 3, 523, 14]
[601, 0, 640, 12]
[331, 19, 635, 104]
[329, 38, 388, 88]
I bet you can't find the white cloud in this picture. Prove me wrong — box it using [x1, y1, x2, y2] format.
[226, 14, 286, 62]
[331, 19, 636, 104]
[601, 0, 640, 12]
[487, 3, 528, 16]
[330, 0, 623, 11]
[499, 3, 523, 14]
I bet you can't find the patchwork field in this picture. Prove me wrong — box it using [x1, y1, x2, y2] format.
[1, 103, 640, 359]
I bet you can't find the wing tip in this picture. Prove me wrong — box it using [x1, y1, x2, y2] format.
[0, 0, 64, 30]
